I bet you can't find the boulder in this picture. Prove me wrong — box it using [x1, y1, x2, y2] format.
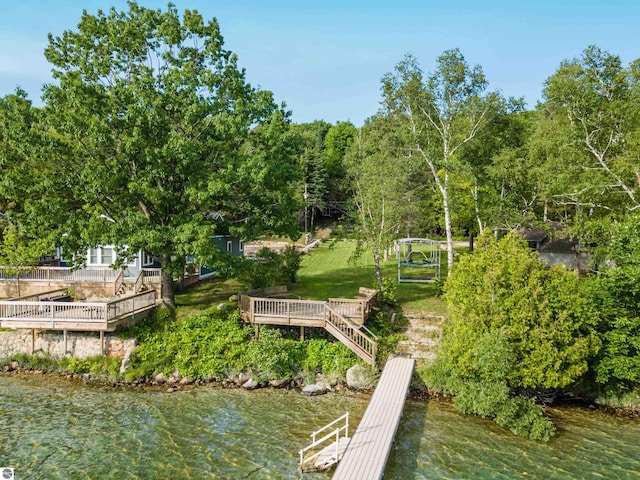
[269, 378, 290, 389]
[301, 384, 328, 396]
[346, 365, 377, 390]
[243, 378, 259, 390]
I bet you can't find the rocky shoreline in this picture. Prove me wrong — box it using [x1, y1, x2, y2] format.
[0, 360, 379, 396]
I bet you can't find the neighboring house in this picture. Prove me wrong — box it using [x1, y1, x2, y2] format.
[46, 234, 244, 281]
[518, 223, 590, 272]
[190, 235, 244, 280]
[48, 246, 158, 278]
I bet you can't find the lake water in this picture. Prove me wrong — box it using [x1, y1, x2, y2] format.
[0, 375, 638, 479]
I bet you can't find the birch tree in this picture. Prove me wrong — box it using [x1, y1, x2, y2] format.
[541, 45, 640, 213]
[381, 50, 498, 272]
[345, 116, 408, 290]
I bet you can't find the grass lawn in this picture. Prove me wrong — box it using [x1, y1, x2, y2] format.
[175, 277, 246, 319]
[294, 240, 448, 316]
[174, 239, 453, 318]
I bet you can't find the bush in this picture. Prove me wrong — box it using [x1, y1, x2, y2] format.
[234, 246, 303, 288]
[128, 309, 251, 380]
[243, 328, 302, 382]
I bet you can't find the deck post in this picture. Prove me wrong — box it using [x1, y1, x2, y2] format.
[254, 324, 260, 339]
[300, 326, 305, 341]
[31, 329, 35, 354]
[100, 331, 104, 355]
[63, 330, 68, 355]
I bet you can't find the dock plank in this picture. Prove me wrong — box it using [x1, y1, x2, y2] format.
[332, 357, 415, 480]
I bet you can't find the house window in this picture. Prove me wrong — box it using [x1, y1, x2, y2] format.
[143, 252, 154, 266]
[239, 240, 244, 252]
[226, 241, 233, 253]
[88, 246, 116, 266]
[102, 247, 114, 265]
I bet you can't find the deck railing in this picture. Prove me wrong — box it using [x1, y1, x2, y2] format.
[7, 288, 69, 302]
[142, 268, 162, 282]
[299, 412, 350, 471]
[106, 290, 156, 321]
[0, 290, 156, 331]
[252, 298, 326, 321]
[0, 300, 108, 329]
[0, 267, 120, 284]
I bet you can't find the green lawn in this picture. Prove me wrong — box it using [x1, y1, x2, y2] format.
[294, 240, 447, 316]
[174, 239, 450, 317]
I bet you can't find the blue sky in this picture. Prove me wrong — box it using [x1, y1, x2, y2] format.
[1, 1, 639, 126]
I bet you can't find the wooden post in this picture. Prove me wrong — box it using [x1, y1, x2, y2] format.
[100, 331, 105, 355]
[254, 324, 260, 339]
[31, 329, 35, 355]
[63, 330, 68, 355]
[300, 326, 305, 341]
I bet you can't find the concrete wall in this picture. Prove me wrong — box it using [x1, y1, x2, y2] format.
[0, 329, 136, 360]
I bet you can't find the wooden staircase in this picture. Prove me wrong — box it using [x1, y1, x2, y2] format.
[324, 305, 377, 366]
[239, 288, 378, 366]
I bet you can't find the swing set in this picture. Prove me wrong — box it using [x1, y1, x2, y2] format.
[396, 238, 442, 283]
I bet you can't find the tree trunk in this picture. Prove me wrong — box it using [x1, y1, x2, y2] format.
[442, 174, 454, 275]
[160, 254, 176, 309]
[373, 247, 384, 291]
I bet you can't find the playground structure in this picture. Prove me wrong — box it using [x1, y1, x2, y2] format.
[396, 238, 442, 283]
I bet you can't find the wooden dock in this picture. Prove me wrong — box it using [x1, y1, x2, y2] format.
[332, 357, 415, 480]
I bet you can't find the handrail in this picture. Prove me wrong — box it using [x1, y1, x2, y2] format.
[8, 288, 68, 302]
[325, 305, 376, 366]
[133, 270, 144, 293]
[114, 269, 124, 296]
[299, 412, 349, 471]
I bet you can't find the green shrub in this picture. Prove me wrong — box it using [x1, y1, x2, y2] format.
[233, 246, 303, 288]
[127, 309, 251, 380]
[243, 328, 303, 382]
[59, 355, 121, 379]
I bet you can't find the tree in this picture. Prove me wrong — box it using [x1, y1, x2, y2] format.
[39, 3, 299, 307]
[291, 121, 331, 234]
[381, 50, 500, 273]
[344, 116, 409, 290]
[591, 213, 640, 391]
[428, 232, 601, 439]
[0, 91, 62, 272]
[541, 46, 640, 214]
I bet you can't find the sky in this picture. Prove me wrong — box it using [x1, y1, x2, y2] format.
[1, 0, 639, 126]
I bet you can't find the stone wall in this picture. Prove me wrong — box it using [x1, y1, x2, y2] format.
[0, 329, 136, 360]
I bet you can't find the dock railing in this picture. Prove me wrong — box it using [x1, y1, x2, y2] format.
[299, 412, 349, 471]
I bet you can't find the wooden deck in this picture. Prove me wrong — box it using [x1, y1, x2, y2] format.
[0, 290, 157, 332]
[239, 288, 378, 365]
[332, 357, 415, 480]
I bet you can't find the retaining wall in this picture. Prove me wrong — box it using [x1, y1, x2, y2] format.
[0, 329, 136, 359]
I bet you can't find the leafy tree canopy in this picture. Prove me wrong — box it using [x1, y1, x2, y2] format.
[34, 2, 299, 306]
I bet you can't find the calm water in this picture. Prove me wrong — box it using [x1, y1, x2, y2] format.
[0, 375, 638, 479]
